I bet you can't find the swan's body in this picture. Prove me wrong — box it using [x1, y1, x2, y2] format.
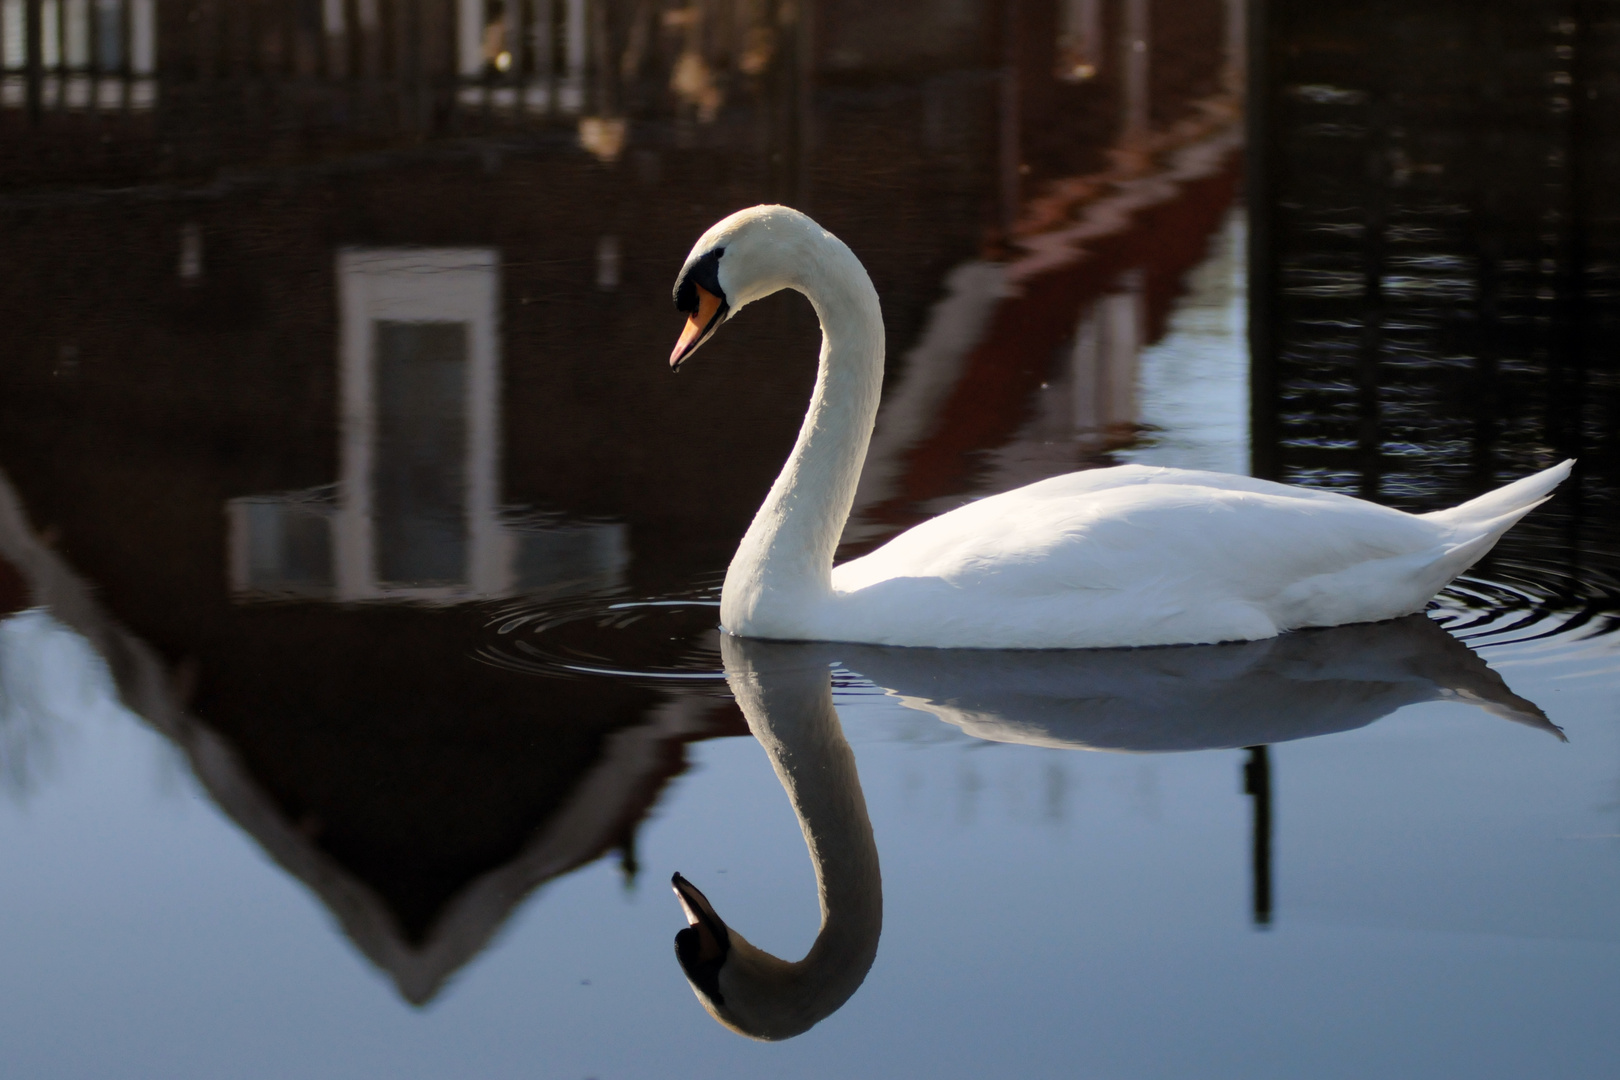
[670, 206, 1571, 649]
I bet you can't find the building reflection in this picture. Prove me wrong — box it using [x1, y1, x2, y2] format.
[0, 0, 157, 113]
[8, 0, 1614, 1014]
[0, 466, 744, 1002]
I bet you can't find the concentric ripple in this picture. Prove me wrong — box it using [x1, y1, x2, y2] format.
[473, 586, 890, 696]
[1430, 561, 1620, 668]
[474, 583, 730, 687]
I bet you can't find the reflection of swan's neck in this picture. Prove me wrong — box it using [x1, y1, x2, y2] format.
[720, 240, 885, 633]
[695, 638, 882, 1040]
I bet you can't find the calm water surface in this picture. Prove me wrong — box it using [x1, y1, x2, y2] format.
[2, 1, 1619, 1077]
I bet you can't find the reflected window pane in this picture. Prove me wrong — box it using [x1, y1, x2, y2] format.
[250, 502, 331, 588]
[1, 1, 24, 71]
[94, 0, 122, 72]
[373, 320, 469, 586]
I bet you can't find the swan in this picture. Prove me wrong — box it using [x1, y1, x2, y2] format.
[671, 635, 881, 1041]
[669, 205, 1573, 649]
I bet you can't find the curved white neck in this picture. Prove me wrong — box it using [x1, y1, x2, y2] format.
[720, 240, 885, 636]
[715, 637, 882, 1039]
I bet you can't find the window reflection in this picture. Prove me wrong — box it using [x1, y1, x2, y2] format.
[0, 0, 153, 111]
[228, 248, 627, 604]
[374, 320, 472, 586]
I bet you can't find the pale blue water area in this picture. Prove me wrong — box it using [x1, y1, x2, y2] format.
[1, 607, 1617, 1078]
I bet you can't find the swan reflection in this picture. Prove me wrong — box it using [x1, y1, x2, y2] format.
[673, 636, 882, 1041]
[676, 617, 1557, 1037]
[830, 614, 1562, 751]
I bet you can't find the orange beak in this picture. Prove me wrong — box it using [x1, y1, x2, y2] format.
[670, 284, 727, 370]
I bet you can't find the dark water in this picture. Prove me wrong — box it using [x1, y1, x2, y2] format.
[2, 1, 1619, 1077]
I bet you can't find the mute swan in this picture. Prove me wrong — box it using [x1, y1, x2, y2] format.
[672, 636, 881, 1041]
[670, 205, 1572, 649]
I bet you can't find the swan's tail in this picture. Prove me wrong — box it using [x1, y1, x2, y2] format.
[1389, 461, 1573, 604]
[1421, 459, 1574, 532]
[1425, 459, 1574, 531]
[1446, 682, 1567, 741]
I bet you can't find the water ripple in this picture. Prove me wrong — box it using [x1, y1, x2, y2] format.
[474, 581, 730, 687]
[1430, 563, 1620, 674]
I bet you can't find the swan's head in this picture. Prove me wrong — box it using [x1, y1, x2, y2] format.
[669, 205, 833, 369]
[672, 871, 852, 1041]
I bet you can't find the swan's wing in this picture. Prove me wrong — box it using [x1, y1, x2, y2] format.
[839, 478, 1438, 592]
[830, 473, 1454, 647]
[979, 463, 1378, 504]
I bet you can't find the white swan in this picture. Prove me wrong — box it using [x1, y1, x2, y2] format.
[672, 635, 881, 1041]
[670, 205, 1572, 649]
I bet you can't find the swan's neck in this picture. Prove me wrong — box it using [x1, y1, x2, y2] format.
[721, 247, 885, 635]
[718, 640, 882, 1038]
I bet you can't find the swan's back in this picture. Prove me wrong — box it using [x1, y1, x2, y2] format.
[824, 463, 1569, 649]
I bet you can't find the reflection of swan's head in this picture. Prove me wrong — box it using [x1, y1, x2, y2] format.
[669, 635, 883, 1041]
[671, 872, 731, 1013]
[670, 205, 850, 369]
[671, 871, 834, 1041]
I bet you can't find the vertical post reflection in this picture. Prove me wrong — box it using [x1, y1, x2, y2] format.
[1549, 6, 1590, 467]
[1245, 0, 1278, 482]
[1121, 0, 1150, 146]
[1356, 60, 1388, 502]
[24, 0, 41, 123]
[999, 0, 1022, 234]
[1243, 744, 1273, 927]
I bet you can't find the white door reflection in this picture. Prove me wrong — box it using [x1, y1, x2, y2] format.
[228, 247, 625, 603]
[1069, 275, 1143, 435]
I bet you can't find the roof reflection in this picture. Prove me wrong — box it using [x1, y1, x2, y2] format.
[0, 464, 744, 1003]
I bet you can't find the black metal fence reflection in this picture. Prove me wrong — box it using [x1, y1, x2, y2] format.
[1249, 0, 1620, 517]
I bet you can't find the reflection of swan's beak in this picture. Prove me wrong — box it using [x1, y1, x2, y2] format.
[672, 872, 731, 1000]
[670, 284, 727, 370]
